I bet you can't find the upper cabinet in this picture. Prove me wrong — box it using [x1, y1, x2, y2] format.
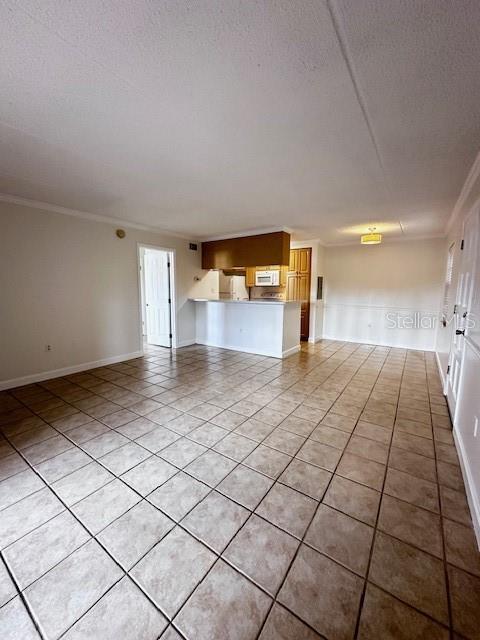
[201, 231, 290, 269]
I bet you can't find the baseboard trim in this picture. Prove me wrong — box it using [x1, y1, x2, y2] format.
[195, 339, 295, 359]
[0, 351, 144, 391]
[453, 429, 480, 549]
[174, 339, 196, 349]
[282, 344, 301, 358]
[435, 350, 447, 392]
[321, 335, 435, 352]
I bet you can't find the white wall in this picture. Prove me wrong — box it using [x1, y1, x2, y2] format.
[0, 201, 213, 387]
[291, 240, 325, 343]
[323, 238, 445, 350]
[195, 300, 301, 358]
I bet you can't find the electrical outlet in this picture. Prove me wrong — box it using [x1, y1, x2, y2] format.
[45, 344, 52, 352]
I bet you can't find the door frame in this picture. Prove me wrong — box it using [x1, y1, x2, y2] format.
[137, 243, 177, 350]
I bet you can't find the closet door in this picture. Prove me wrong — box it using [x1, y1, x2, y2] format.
[286, 248, 312, 340]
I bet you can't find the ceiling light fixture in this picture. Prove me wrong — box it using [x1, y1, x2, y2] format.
[361, 227, 382, 245]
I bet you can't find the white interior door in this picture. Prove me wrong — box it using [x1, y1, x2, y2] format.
[144, 249, 172, 347]
[447, 207, 480, 417]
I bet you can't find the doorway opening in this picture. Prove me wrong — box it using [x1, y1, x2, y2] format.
[138, 245, 176, 349]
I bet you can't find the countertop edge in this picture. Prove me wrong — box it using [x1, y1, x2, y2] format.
[189, 298, 300, 305]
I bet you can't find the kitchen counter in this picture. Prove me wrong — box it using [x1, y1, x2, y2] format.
[191, 298, 301, 358]
[190, 298, 295, 305]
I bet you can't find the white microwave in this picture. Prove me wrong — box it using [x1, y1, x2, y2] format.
[255, 270, 280, 286]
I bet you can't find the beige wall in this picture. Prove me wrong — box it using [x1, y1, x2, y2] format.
[0, 202, 214, 386]
[323, 238, 445, 350]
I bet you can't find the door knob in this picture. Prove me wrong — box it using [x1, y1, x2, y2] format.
[455, 329, 465, 335]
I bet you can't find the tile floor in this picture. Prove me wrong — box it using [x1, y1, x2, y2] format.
[0, 341, 479, 639]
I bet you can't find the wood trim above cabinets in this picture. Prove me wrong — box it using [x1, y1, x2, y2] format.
[201, 231, 290, 269]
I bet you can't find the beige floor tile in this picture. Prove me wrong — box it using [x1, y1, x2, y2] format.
[213, 432, 258, 461]
[440, 485, 473, 526]
[148, 472, 210, 521]
[321, 413, 357, 433]
[358, 583, 449, 640]
[217, 464, 273, 510]
[443, 518, 480, 576]
[448, 564, 480, 640]
[392, 431, 435, 458]
[185, 450, 237, 487]
[388, 447, 436, 483]
[176, 560, 271, 640]
[244, 445, 291, 479]
[62, 577, 167, 640]
[97, 501, 173, 570]
[296, 439, 342, 472]
[345, 435, 389, 464]
[256, 482, 317, 538]
[336, 452, 385, 491]
[182, 491, 249, 552]
[354, 421, 391, 444]
[24, 540, 122, 639]
[377, 494, 443, 557]
[305, 504, 374, 575]
[369, 531, 448, 624]
[324, 475, 380, 525]
[259, 603, 323, 639]
[0, 597, 41, 640]
[278, 544, 364, 640]
[309, 424, 350, 449]
[131, 527, 215, 617]
[224, 515, 298, 595]
[263, 428, 306, 456]
[383, 467, 439, 513]
[279, 459, 331, 500]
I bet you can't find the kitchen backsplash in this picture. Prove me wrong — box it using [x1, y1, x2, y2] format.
[250, 286, 286, 300]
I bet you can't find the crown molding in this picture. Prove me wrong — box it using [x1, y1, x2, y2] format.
[0, 193, 197, 240]
[291, 236, 326, 247]
[446, 148, 480, 235]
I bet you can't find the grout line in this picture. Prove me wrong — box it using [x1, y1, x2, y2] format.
[352, 347, 406, 639]
[0, 552, 46, 640]
[427, 358, 455, 639]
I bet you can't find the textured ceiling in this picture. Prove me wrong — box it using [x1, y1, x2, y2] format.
[1, 0, 479, 243]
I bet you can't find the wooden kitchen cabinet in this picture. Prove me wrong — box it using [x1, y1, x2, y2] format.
[287, 248, 311, 340]
[202, 231, 290, 269]
[245, 267, 256, 287]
